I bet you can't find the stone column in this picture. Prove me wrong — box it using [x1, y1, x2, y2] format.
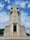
[17, 24, 20, 36]
[10, 24, 13, 33]
[17, 24, 20, 33]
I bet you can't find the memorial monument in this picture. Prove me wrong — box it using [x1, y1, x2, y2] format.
[4, 5, 26, 37]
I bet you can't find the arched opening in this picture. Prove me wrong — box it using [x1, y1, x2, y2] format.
[13, 24, 17, 32]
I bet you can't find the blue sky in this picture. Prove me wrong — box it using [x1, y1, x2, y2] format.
[0, 0, 30, 33]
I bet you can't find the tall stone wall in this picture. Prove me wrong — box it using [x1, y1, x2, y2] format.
[20, 26, 26, 36]
[4, 26, 10, 36]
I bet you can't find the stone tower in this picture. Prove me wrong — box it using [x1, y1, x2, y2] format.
[9, 5, 21, 36]
[4, 5, 26, 37]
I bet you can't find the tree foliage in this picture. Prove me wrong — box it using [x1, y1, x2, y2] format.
[0, 29, 4, 36]
[26, 33, 30, 36]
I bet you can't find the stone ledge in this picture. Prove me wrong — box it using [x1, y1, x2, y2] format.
[0, 37, 30, 39]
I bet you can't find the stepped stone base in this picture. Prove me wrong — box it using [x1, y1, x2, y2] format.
[4, 26, 26, 37]
[4, 32, 26, 37]
[4, 32, 20, 37]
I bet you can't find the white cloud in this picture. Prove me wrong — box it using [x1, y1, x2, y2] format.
[0, 11, 9, 23]
[7, 5, 11, 9]
[15, 1, 20, 5]
[4, 0, 10, 4]
[15, 1, 29, 8]
[0, 2, 4, 8]
[21, 11, 30, 28]
[26, 27, 30, 33]
[20, 1, 29, 8]
[28, 4, 30, 8]
[21, 11, 30, 33]
[0, 11, 9, 28]
[20, 2, 26, 8]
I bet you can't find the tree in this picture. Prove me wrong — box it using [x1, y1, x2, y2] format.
[26, 33, 30, 36]
[0, 29, 4, 36]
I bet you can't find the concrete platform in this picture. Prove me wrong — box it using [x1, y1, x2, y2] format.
[0, 36, 30, 40]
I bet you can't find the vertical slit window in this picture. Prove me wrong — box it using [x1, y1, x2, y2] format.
[17, 11, 20, 15]
[10, 11, 13, 14]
